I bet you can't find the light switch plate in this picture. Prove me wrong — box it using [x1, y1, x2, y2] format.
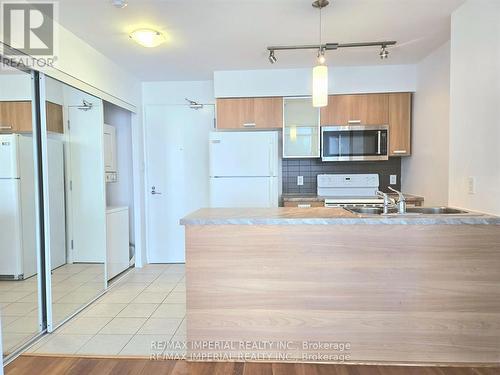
[297, 176, 304, 186]
[390, 175, 397, 185]
[468, 176, 476, 195]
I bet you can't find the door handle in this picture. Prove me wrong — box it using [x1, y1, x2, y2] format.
[151, 186, 162, 195]
[377, 131, 381, 154]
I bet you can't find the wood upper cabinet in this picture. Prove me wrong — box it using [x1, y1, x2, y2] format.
[0, 101, 32, 133]
[46, 101, 64, 134]
[388, 93, 411, 156]
[216, 97, 283, 129]
[320, 94, 389, 126]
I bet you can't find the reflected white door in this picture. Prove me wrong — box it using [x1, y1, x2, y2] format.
[145, 105, 214, 263]
[67, 104, 106, 263]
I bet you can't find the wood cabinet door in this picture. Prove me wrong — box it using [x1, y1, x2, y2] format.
[388, 93, 411, 156]
[321, 94, 388, 125]
[320, 95, 350, 125]
[216, 98, 254, 129]
[0, 101, 32, 133]
[46, 101, 64, 134]
[254, 97, 283, 129]
[351, 94, 389, 125]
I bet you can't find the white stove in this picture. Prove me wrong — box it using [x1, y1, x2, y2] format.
[317, 174, 385, 208]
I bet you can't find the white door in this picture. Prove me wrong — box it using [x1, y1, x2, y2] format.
[145, 105, 214, 263]
[47, 139, 66, 269]
[209, 131, 277, 177]
[67, 104, 106, 263]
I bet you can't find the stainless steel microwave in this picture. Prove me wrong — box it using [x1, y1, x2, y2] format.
[321, 125, 389, 161]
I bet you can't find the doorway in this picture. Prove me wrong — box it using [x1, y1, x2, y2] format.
[144, 105, 214, 263]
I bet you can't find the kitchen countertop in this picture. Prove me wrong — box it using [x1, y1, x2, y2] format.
[282, 193, 425, 203]
[181, 207, 500, 225]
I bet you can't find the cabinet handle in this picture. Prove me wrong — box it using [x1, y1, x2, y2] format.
[348, 120, 361, 124]
[0, 125, 13, 130]
[243, 123, 256, 128]
[298, 204, 311, 208]
[393, 150, 408, 154]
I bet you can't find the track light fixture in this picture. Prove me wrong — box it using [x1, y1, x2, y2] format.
[265, 2, 397, 64]
[268, 50, 277, 64]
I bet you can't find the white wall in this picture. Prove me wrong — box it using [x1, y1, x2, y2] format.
[1, 20, 140, 111]
[0, 74, 31, 100]
[448, 0, 500, 215]
[142, 81, 215, 105]
[214, 65, 417, 98]
[402, 42, 450, 205]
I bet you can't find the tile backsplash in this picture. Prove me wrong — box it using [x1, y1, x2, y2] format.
[282, 158, 402, 195]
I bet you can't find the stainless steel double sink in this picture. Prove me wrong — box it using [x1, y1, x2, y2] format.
[346, 206, 472, 216]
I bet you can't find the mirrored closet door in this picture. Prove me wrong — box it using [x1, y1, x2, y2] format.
[0, 65, 43, 357]
[42, 76, 107, 330]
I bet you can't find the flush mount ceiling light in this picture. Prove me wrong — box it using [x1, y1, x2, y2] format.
[129, 29, 166, 48]
[266, 0, 397, 107]
[111, 0, 128, 8]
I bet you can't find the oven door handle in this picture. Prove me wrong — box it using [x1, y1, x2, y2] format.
[377, 131, 381, 155]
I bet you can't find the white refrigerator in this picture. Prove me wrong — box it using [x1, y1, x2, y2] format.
[0, 134, 66, 279]
[209, 131, 280, 208]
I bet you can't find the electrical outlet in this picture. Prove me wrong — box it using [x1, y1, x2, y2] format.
[467, 177, 476, 195]
[390, 175, 397, 185]
[297, 176, 304, 186]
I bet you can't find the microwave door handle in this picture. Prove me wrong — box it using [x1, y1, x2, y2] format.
[377, 131, 381, 155]
[338, 134, 342, 157]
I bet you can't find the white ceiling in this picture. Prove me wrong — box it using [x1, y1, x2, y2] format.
[57, 0, 465, 81]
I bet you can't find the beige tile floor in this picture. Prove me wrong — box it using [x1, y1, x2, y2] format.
[1, 263, 104, 357]
[26, 264, 186, 357]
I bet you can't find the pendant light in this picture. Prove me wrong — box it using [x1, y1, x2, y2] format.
[312, 0, 329, 108]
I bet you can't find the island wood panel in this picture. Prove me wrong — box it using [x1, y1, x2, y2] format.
[185, 224, 500, 364]
[6, 356, 500, 375]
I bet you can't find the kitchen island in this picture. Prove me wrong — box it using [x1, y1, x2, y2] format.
[181, 207, 500, 364]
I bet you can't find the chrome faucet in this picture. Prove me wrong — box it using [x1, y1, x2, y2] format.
[376, 190, 396, 214]
[388, 186, 407, 214]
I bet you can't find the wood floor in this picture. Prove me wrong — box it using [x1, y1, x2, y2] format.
[5, 356, 500, 375]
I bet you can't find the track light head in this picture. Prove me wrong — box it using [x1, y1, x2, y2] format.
[317, 48, 326, 64]
[380, 45, 389, 59]
[268, 50, 277, 64]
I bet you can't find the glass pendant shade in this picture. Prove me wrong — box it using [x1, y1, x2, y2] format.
[312, 64, 328, 107]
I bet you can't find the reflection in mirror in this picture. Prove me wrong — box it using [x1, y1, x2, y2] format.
[44, 77, 106, 329]
[0, 63, 42, 357]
